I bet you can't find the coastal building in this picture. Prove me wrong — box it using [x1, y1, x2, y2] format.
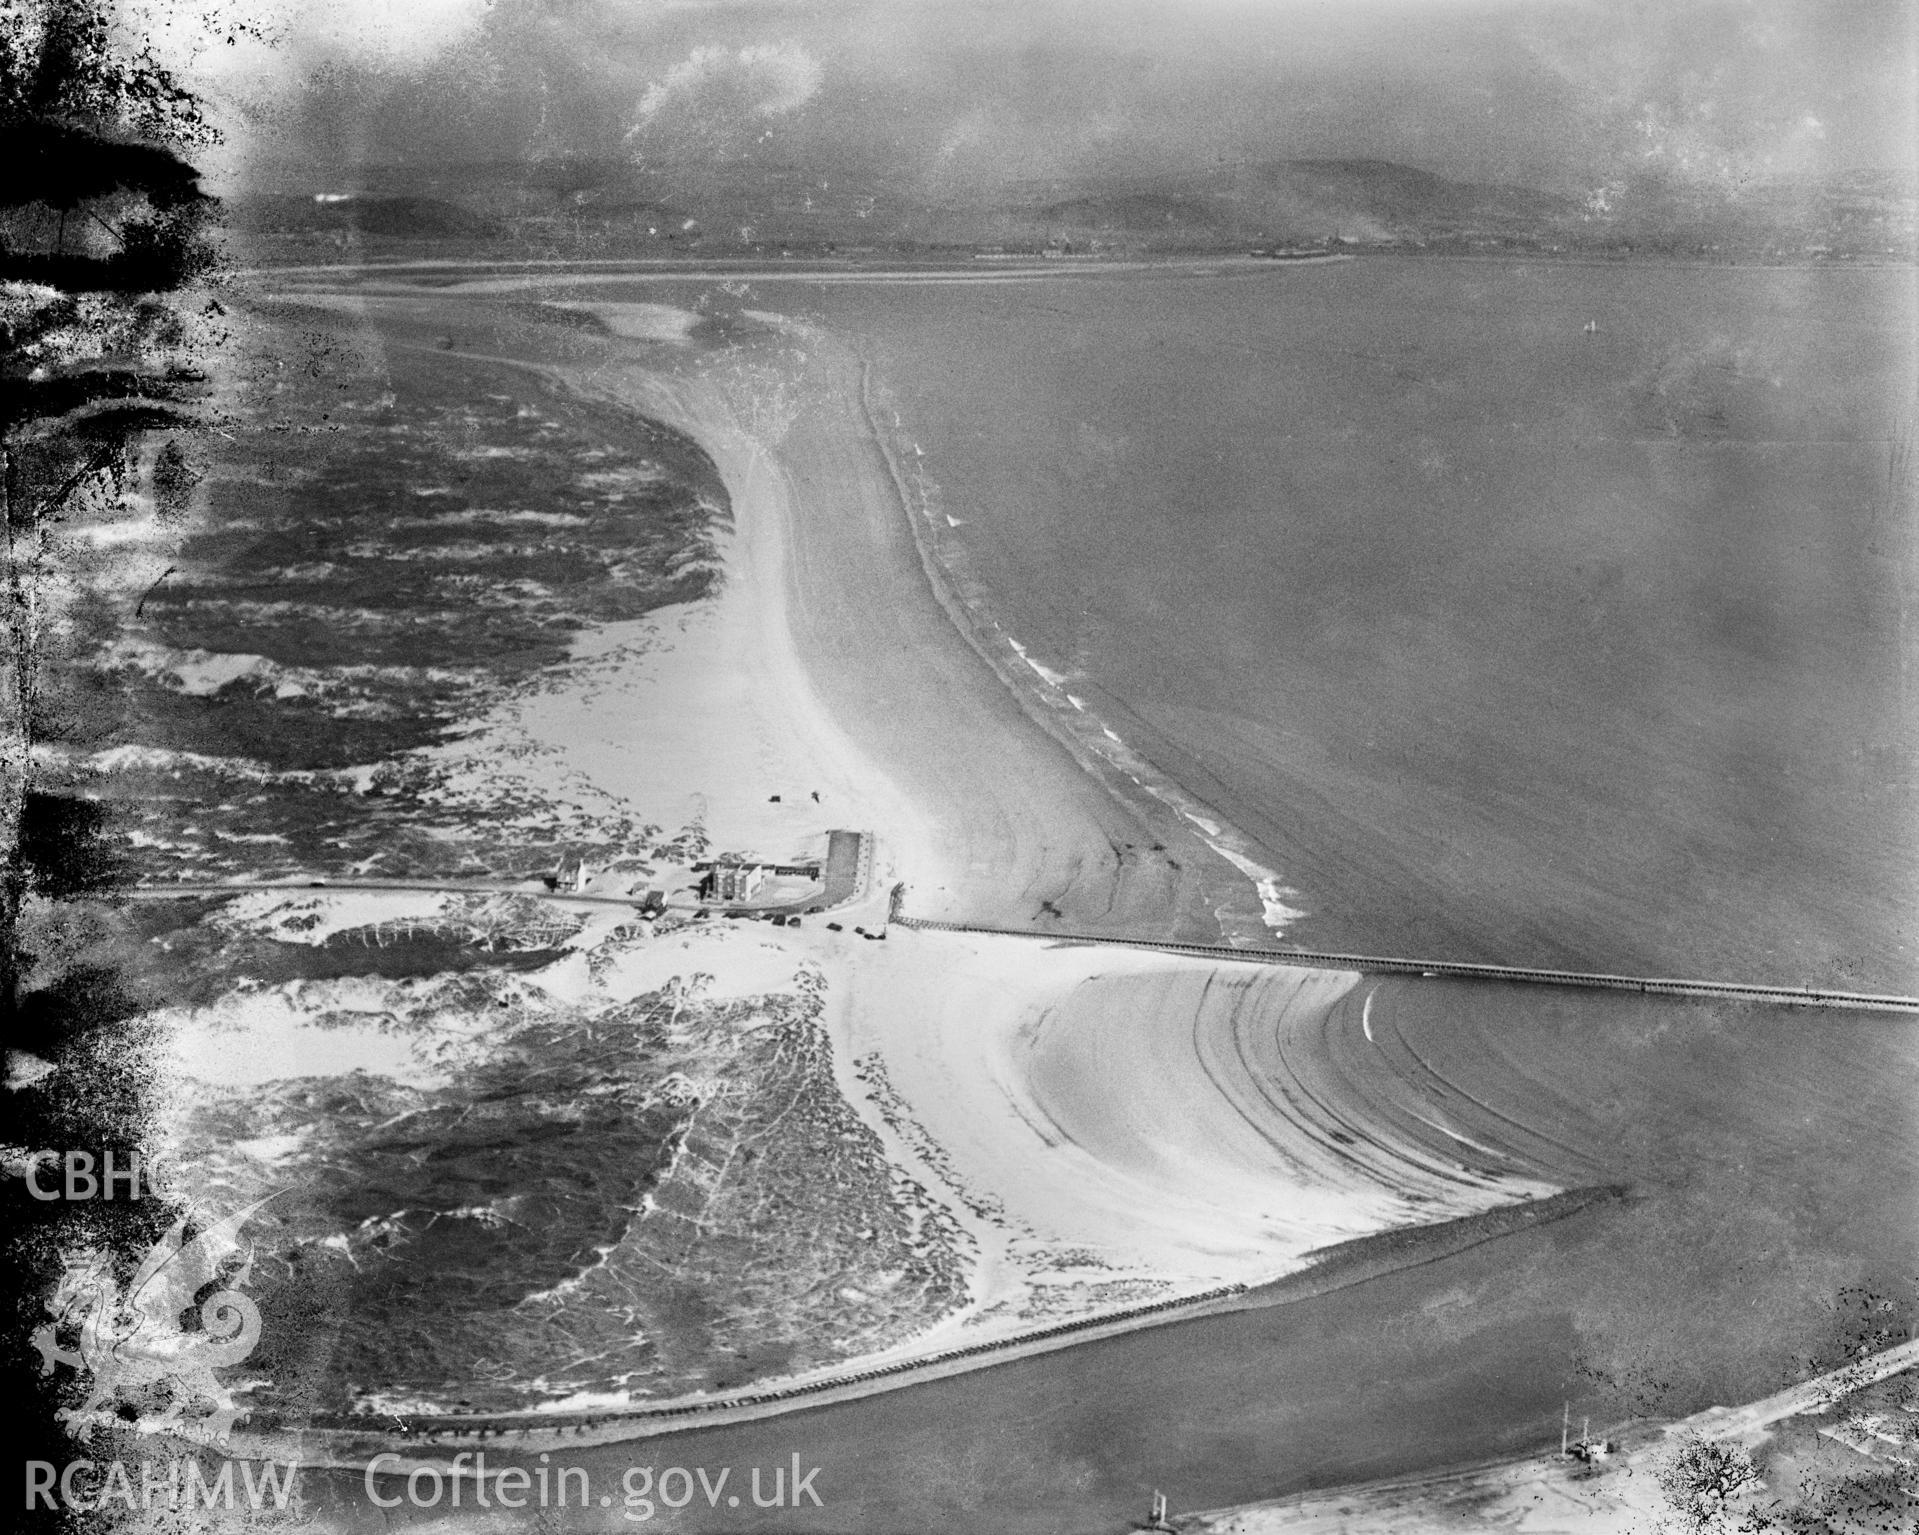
[544, 856, 592, 893]
[700, 861, 768, 903]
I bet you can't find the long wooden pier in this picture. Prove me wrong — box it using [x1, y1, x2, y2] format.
[890, 916, 1919, 1014]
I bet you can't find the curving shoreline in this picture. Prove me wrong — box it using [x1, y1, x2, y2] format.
[848, 348, 1301, 945]
[241, 1187, 1624, 1469]
[211, 268, 1919, 1535]
[223, 282, 1610, 1469]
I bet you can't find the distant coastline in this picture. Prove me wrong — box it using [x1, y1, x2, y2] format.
[246, 247, 1919, 284]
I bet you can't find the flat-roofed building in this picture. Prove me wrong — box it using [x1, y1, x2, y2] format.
[700, 862, 767, 903]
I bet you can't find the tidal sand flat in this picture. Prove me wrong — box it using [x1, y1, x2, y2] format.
[838, 931, 1560, 1323]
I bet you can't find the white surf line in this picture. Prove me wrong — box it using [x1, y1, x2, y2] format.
[1032, 687, 1308, 937]
[1405, 1111, 1508, 1161]
[848, 350, 1309, 942]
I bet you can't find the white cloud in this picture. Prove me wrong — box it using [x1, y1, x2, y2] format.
[270, 0, 492, 64]
[626, 41, 822, 153]
[126, 0, 492, 87]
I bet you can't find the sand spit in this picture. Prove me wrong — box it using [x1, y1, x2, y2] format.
[447, 299, 1564, 1320]
[531, 298, 1236, 940]
[515, 309, 1571, 1321]
[203, 281, 1598, 1463]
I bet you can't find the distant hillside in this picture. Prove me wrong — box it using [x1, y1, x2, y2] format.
[1035, 191, 1226, 236]
[1011, 158, 1914, 258]
[234, 194, 503, 240]
[1235, 158, 1574, 235]
[232, 156, 1916, 262]
[986, 160, 1576, 251]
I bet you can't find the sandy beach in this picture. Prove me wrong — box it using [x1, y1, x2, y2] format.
[125, 270, 1911, 1535]
[546, 302, 1234, 939]
[496, 296, 1561, 1306]
[836, 932, 1564, 1315]
[406, 290, 1588, 1368]
[171, 279, 1584, 1413]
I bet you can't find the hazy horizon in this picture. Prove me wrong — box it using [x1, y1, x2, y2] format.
[159, 0, 1915, 201]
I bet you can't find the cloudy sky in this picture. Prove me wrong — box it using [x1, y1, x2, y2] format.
[157, 0, 1916, 196]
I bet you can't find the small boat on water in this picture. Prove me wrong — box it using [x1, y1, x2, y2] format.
[1583, 319, 1599, 334]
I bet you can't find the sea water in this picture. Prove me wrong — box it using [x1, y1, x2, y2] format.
[788, 258, 1916, 990]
